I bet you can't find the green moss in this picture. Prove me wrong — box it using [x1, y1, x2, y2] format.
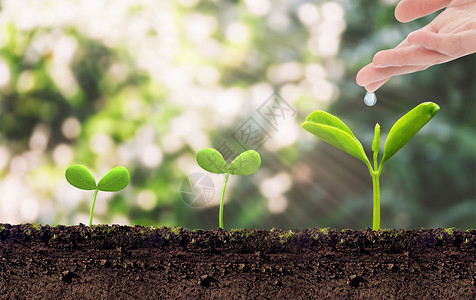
[229, 228, 255, 238]
[313, 228, 331, 240]
[91, 225, 114, 234]
[436, 228, 455, 240]
[379, 229, 402, 238]
[278, 230, 295, 244]
[0, 225, 7, 237]
[23, 223, 42, 236]
[31, 224, 42, 231]
[228, 229, 242, 241]
[443, 227, 455, 235]
[243, 230, 255, 238]
[170, 227, 181, 236]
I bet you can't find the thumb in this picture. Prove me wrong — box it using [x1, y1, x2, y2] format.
[408, 30, 476, 57]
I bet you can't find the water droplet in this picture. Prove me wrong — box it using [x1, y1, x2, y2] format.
[364, 91, 377, 106]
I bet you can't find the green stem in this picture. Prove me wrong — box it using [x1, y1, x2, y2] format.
[219, 173, 230, 229]
[371, 124, 381, 231]
[372, 171, 380, 231]
[89, 189, 99, 227]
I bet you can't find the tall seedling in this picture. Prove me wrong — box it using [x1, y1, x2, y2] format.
[302, 102, 439, 230]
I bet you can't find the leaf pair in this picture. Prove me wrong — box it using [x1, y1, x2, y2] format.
[65, 164, 130, 192]
[196, 148, 261, 229]
[197, 148, 261, 176]
[301, 102, 440, 169]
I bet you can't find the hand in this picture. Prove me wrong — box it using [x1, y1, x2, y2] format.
[356, 0, 476, 92]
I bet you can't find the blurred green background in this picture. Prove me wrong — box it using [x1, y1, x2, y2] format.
[0, 0, 474, 229]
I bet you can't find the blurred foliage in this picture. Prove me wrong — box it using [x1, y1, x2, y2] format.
[0, 0, 474, 229]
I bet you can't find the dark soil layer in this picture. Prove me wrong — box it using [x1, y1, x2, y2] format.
[0, 224, 475, 299]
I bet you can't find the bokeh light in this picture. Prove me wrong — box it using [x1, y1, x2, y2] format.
[0, 0, 474, 230]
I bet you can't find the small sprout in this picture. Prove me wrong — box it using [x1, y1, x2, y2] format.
[65, 164, 130, 226]
[302, 102, 439, 230]
[196, 148, 261, 229]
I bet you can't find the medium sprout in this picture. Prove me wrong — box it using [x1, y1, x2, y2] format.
[196, 148, 261, 229]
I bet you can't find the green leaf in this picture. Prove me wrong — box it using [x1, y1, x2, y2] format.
[65, 164, 97, 190]
[381, 102, 439, 165]
[97, 166, 130, 192]
[228, 150, 261, 175]
[196, 148, 228, 174]
[304, 111, 357, 138]
[302, 111, 370, 165]
[372, 123, 380, 154]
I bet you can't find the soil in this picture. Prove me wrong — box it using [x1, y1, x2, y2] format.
[0, 224, 474, 299]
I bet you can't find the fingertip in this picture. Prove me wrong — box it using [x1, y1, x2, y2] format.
[355, 68, 364, 86]
[365, 83, 378, 93]
[355, 76, 364, 87]
[366, 79, 388, 93]
[365, 86, 376, 93]
[356, 66, 369, 86]
[394, 0, 413, 23]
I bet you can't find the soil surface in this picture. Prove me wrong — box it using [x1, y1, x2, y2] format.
[0, 224, 475, 299]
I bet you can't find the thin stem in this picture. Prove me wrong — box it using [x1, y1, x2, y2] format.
[89, 189, 99, 227]
[219, 173, 230, 229]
